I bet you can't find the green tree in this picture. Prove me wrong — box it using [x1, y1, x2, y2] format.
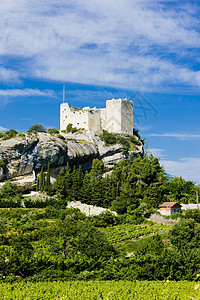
[55, 168, 67, 200]
[45, 162, 51, 193]
[39, 167, 45, 192]
[47, 128, 59, 134]
[0, 181, 20, 198]
[100, 130, 117, 145]
[27, 124, 46, 133]
[168, 219, 200, 250]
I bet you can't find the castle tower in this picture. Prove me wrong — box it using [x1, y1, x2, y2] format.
[60, 98, 133, 135]
[105, 98, 133, 135]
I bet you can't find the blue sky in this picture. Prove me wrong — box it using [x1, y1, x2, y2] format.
[0, 0, 200, 182]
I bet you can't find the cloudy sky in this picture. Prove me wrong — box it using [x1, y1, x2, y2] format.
[0, 0, 200, 181]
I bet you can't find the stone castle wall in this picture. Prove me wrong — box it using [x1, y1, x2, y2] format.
[60, 98, 133, 135]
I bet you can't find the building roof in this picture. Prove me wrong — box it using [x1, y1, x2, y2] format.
[159, 202, 182, 208]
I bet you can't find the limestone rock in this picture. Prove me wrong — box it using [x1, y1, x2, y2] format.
[0, 130, 143, 189]
[0, 167, 4, 181]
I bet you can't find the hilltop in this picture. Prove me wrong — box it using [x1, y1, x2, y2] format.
[0, 129, 143, 191]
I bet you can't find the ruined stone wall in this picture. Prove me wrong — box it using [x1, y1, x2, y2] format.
[121, 99, 133, 135]
[60, 103, 89, 132]
[60, 98, 133, 134]
[106, 99, 122, 133]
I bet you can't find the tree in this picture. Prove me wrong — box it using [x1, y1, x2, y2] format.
[27, 124, 46, 133]
[0, 181, 20, 198]
[47, 128, 59, 134]
[45, 162, 51, 193]
[168, 219, 200, 250]
[55, 169, 66, 200]
[39, 167, 45, 192]
[100, 130, 117, 145]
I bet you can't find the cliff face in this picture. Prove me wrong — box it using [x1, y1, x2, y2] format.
[0, 130, 143, 190]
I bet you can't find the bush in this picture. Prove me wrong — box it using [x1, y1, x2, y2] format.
[0, 181, 20, 198]
[18, 133, 26, 137]
[47, 128, 59, 135]
[100, 130, 117, 145]
[118, 136, 130, 152]
[66, 123, 80, 134]
[129, 135, 141, 146]
[0, 159, 5, 169]
[2, 129, 18, 140]
[27, 124, 46, 133]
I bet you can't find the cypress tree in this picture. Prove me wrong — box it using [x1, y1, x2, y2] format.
[39, 167, 45, 192]
[36, 176, 40, 191]
[45, 162, 51, 193]
[55, 168, 66, 199]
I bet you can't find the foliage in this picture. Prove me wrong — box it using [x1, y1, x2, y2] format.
[166, 177, 196, 203]
[101, 223, 165, 244]
[0, 181, 20, 199]
[0, 206, 199, 282]
[0, 281, 200, 299]
[0, 159, 5, 169]
[27, 124, 46, 133]
[100, 130, 117, 145]
[168, 218, 200, 250]
[47, 128, 59, 134]
[184, 209, 200, 223]
[64, 123, 80, 133]
[1, 129, 18, 140]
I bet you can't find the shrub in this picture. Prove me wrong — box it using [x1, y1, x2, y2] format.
[100, 130, 117, 145]
[47, 128, 59, 135]
[118, 136, 130, 152]
[2, 129, 18, 140]
[27, 124, 46, 133]
[129, 135, 141, 146]
[0, 159, 5, 169]
[0, 181, 20, 198]
[66, 123, 80, 134]
[18, 133, 26, 137]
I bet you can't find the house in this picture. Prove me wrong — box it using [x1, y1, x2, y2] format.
[159, 202, 182, 216]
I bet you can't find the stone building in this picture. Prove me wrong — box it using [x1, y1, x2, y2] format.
[159, 202, 182, 216]
[60, 98, 133, 135]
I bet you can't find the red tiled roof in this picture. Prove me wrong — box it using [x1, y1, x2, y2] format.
[159, 202, 181, 208]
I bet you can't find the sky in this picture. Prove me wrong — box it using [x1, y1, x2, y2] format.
[0, 0, 200, 182]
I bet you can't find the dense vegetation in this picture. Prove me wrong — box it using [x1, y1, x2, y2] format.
[0, 132, 200, 284]
[0, 205, 199, 282]
[1, 281, 200, 299]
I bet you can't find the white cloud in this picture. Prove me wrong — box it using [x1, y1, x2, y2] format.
[0, 89, 56, 97]
[0, 1, 199, 90]
[0, 126, 8, 132]
[149, 132, 200, 140]
[149, 148, 166, 158]
[161, 157, 200, 182]
[0, 67, 20, 83]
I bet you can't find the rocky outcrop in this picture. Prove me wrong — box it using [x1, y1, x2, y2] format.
[0, 130, 143, 190]
[67, 201, 117, 216]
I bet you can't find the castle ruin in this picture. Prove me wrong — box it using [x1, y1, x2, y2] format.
[60, 98, 133, 135]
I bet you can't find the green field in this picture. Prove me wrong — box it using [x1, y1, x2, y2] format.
[100, 222, 170, 244]
[0, 281, 199, 300]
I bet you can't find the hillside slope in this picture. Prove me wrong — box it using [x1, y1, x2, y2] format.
[0, 130, 143, 190]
